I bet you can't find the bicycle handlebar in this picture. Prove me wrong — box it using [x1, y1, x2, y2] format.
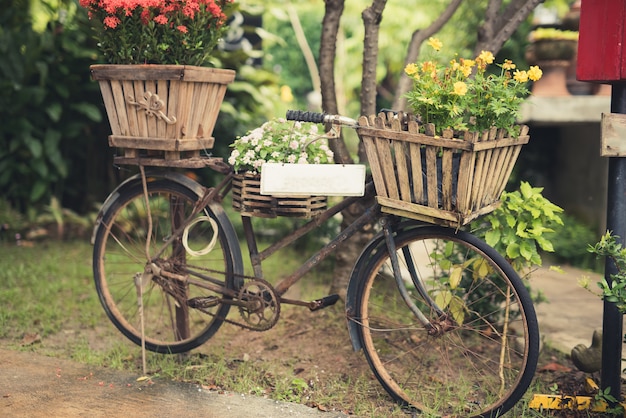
[286, 110, 358, 128]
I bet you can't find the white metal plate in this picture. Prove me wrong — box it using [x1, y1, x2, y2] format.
[260, 163, 366, 196]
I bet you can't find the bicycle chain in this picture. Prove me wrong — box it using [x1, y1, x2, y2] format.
[174, 264, 282, 332]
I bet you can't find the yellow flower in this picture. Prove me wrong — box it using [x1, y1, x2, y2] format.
[405, 63, 419, 76]
[280, 85, 294, 102]
[458, 59, 475, 77]
[449, 59, 460, 71]
[427, 37, 443, 51]
[422, 61, 437, 77]
[453, 81, 467, 96]
[477, 50, 494, 64]
[513, 70, 528, 83]
[528, 65, 543, 81]
[502, 59, 516, 70]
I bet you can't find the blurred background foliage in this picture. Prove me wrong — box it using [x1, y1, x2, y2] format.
[2, 0, 587, 261]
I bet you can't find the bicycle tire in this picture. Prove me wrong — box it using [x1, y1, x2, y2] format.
[93, 178, 242, 354]
[353, 225, 539, 417]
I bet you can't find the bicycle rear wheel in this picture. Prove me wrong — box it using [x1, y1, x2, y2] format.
[354, 225, 538, 417]
[93, 177, 242, 354]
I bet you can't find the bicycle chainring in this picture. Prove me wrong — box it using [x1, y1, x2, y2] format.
[237, 278, 280, 331]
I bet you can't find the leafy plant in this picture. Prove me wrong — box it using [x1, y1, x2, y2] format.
[589, 232, 626, 314]
[79, 0, 234, 65]
[549, 214, 601, 271]
[529, 28, 579, 41]
[0, 5, 105, 213]
[404, 37, 543, 136]
[473, 181, 564, 277]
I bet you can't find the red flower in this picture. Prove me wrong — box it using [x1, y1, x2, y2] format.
[103, 15, 121, 28]
[177, 25, 188, 33]
[154, 14, 168, 25]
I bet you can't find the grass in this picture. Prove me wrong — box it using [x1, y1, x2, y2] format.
[0, 239, 621, 417]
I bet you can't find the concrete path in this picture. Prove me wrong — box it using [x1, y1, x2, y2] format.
[530, 265, 625, 367]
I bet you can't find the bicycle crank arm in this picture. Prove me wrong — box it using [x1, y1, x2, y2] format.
[280, 294, 340, 311]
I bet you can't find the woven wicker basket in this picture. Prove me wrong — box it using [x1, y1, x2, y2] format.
[232, 173, 327, 218]
[358, 112, 530, 227]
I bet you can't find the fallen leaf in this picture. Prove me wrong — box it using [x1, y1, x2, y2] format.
[538, 362, 572, 373]
[21, 333, 41, 346]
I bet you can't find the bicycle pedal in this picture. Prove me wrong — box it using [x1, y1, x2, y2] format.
[309, 294, 340, 311]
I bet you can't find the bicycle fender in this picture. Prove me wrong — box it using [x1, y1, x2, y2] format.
[90, 171, 207, 244]
[345, 231, 386, 352]
[345, 220, 425, 352]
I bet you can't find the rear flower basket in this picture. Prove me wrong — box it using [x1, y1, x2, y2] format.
[232, 172, 327, 218]
[91, 64, 235, 168]
[358, 112, 530, 227]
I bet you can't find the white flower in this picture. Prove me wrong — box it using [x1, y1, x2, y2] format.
[287, 155, 297, 163]
[271, 151, 281, 159]
[289, 140, 299, 150]
[242, 150, 255, 164]
[263, 139, 273, 147]
[253, 159, 264, 169]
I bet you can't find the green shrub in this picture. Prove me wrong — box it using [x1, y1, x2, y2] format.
[548, 214, 602, 271]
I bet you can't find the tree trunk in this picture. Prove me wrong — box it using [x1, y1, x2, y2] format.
[473, 0, 543, 55]
[319, 0, 352, 165]
[328, 0, 387, 300]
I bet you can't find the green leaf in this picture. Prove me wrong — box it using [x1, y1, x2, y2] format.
[449, 266, 463, 289]
[520, 241, 534, 261]
[434, 290, 452, 310]
[485, 229, 500, 247]
[71, 103, 102, 122]
[46, 102, 62, 122]
[506, 242, 520, 259]
[24, 137, 43, 158]
[449, 295, 465, 325]
[30, 180, 47, 202]
[520, 181, 533, 199]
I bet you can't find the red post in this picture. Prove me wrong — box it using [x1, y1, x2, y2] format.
[577, 0, 626, 82]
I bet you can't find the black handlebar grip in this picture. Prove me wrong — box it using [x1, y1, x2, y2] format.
[286, 110, 326, 124]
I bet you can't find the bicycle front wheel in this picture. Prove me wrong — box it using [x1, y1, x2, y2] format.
[93, 177, 242, 354]
[354, 226, 538, 417]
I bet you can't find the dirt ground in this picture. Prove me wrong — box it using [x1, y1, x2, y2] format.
[2, 265, 624, 417]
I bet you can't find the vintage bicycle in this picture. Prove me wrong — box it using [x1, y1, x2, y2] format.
[91, 110, 539, 417]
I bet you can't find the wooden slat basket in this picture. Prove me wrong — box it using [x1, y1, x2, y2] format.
[232, 173, 327, 218]
[358, 112, 530, 227]
[91, 64, 235, 168]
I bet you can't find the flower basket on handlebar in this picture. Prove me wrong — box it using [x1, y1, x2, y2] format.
[358, 112, 529, 227]
[91, 65, 235, 168]
[232, 173, 327, 218]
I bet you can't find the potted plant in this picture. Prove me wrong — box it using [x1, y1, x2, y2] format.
[525, 28, 579, 96]
[228, 118, 334, 218]
[404, 37, 542, 137]
[79, 0, 237, 163]
[357, 38, 542, 226]
[527, 28, 579, 62]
